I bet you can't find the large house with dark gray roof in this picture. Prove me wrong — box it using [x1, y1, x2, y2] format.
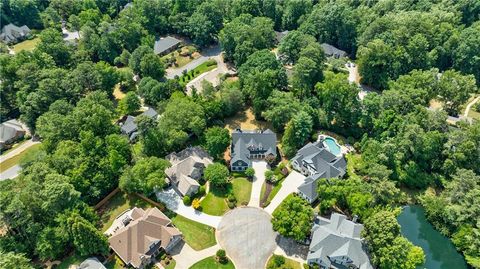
[120, 107, 158, 142]
[154, 36, 182, 56]
[292, 141, 346, 203]
[0, 119, 26, 150]
[320, 43, 347, 58]
[307, 213, 373, 269]
[230, 129, 277, 171]
[0, 23, 31, 44]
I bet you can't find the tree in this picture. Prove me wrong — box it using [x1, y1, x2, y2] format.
[281, 111, 313, 157]
[69, 214, 109, 256]
[204, 163, 230, 188]
[453, 22, 480, 83]
[216, 249, 228, 264]
[117, 92, 141, 115]
[218, 81, 244, 117]
[205, 127, 230, 159]
[363, 210, 425, 269]
[186, 1, 224, 47]
[119, 157, 170, 196]
[138, 77, 182, 105]
[0, 251, 34, 269]
[281, 0, 312, 30]
[245, 167, 255, 179]
[140, 53, 165, 80]
[357, 39, 401, 90]
[278, 31, 315, 64]
[158, 94, 206, 137]
[271, 195, 313, 241]
[37, 28, 72, 66]
[130, 45, 152, 74]
[437, 70, 477, 115]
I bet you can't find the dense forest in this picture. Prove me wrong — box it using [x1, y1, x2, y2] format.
[0, 0, 479, 268]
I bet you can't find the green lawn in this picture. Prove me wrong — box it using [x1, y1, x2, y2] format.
[189, 256, 235, 269]
[178, 59, 217, 86]
[266, 254, 302, 269]
[57, 253, 87, 269]
[12, 37, 40, 53]
[98, 192, 151, 232]
[0, 143, 42, 173]
[232, 177, 252, 206]
[200, 184, 230, 216]
[167, 212, 217, 250]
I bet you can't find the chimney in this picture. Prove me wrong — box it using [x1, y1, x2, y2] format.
[352, 215, 358, 223]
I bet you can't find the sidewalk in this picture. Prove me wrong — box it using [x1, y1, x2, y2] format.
[156, 188, 222, 228]
[248, 161, 269, 207]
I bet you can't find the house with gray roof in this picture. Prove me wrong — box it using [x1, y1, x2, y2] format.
[321, 43, 347, 59]
[0, 23, 31, 44]
[292, 141, 347, 203]
[120, 107, 158, 142]
[165, 147, 213, 196]
[230, 129, 277, 171]
[308, 213, 373, 269]
[154, 36, 182, 56]
[0, 119, 26, 150]
[78, 257, 106, 269]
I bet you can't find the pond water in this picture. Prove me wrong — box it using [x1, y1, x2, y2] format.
[397, 205, 468, 269]
[324, 137, 341, 156]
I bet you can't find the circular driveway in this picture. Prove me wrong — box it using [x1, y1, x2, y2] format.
[216, 207, 277, 269]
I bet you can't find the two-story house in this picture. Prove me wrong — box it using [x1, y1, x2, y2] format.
[230, 129, 277, 171]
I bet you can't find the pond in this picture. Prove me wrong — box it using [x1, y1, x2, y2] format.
[397, 205, 468, 269]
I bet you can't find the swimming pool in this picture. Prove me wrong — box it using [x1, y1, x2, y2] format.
[324, 137, 342, 156]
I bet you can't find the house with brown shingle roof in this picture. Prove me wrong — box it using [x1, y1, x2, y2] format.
[108, 207, 182, 269]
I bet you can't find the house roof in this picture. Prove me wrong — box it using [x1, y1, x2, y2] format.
[109, 207, 181, 268]
[320, 43, 347, 57]
[275, 30, 289, 43]
[0, 119, 25, 143]
[120, 108, 158, 141]
[154, 36, 182, 55]
[0, 23, 30, 43]
[78, 257, 106, 269]
[165, 147, 212, 196]
[308, 213, 372, 269]
[231, 129, 277, 166]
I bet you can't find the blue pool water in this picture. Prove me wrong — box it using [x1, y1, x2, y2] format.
[324, 137, 341, 155]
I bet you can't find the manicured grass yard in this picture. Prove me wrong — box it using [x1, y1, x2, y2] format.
[99, 192, 151, 232]
[168, 213, 216, 250]
[266, 254, 302, 269]
[189, 256, 235, 269]
[12, 37, 40, 53]
[0, 143, 42, 172]
[56, 253, 87, 269]
[200, 184, 230, 216]
[178, 59, 217, 86]
[162, 45, 199, 67]
[232, 177, 252, 206]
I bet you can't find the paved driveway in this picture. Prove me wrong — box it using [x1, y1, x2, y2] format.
[169, 241, 220, 269]
[248, 161, 269, 207]
[156, 188, 221, 228]
[216, 207, 277, 269]
[165, 45, 221, 79]
[0, 165, 20, 181]
[264, 170, 306, 214]
[186, 53, 235, 95]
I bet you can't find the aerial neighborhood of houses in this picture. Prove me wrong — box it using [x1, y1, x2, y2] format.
[1, 2, 478, 269]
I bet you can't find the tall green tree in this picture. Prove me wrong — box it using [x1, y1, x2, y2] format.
[281, 111, 313, 157]
[204, 127, 230, 159]
[69, 214, 109, 256]
[271, 195, 314, 241]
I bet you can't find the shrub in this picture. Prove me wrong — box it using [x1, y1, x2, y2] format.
[227, 193, 236, 203]
[272, 255, 285, 266]
[245, 167, 255, 179]
[197, 185, 206, 196]
[216, 249, 228, 264]
[227, 201, 236, 209]
[265, 170, 277, 183]
[183, 195, 191, 206]
[192, 198, 201, 209]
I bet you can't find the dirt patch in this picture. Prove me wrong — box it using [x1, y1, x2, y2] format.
[113, 84, 126, 100]
[429, 99, 443, 110]
[260, 182, 273, 207]
[225, 108, 273, 133]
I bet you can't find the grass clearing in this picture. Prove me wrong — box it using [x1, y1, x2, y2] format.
[266, 254, 302, 269]
[56, 253, 87, 269]
[189, 256, 235, 269]
[200, 184, 231, 216]
[98, 192, 151, 232]
[178, 59, 217, 86]
[224, 108, 274, 134]
[113, 84, 126, 100]
[232, 177, 252, 206]
[167, 213, 216, 250]
[12, 37, 40, 53]
[0, 143, 42, 172]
